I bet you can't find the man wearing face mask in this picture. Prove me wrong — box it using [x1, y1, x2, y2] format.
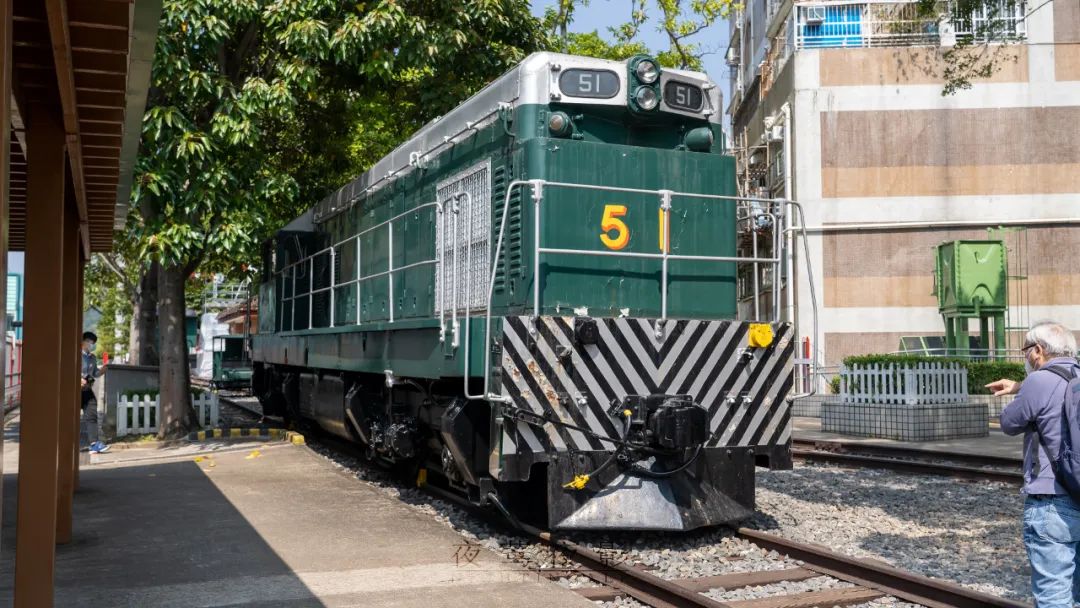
[987, 320, 1080, 607]
[80, 331, 109, 454]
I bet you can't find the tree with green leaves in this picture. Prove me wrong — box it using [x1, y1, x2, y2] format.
[543, 0, 734, 70]
[132, 0, 547, 438]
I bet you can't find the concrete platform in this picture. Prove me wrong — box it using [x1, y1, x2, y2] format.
[793, 416, 1024, 460]
[0, 415, 593, 607]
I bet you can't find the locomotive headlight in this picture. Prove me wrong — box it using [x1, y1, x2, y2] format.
[634, 59, 659, 84]
[547, 111, 572, 137]
[634, 86, 659, 111]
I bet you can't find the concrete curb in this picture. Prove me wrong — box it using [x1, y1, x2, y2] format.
[186, 428, 306, 445]
[187, 427, 293, 442]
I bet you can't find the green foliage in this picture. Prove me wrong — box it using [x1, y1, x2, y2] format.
[909, 0, 1027, 95]
[543, 0, 735, 69]
[841, 354, 1026, 395]
[84, 256, 134, 359]
[562, 30, 653, 61]
[132, 0, 548, 277]
[828, 375, 841, 394]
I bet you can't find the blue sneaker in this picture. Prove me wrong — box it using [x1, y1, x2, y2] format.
[89, 441, 110, 454]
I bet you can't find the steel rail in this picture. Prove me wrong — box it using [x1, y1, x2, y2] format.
[791, 438, 1023, 469]
[792, 448, 1023, 484]
[421, 483, 731, 608]
[735, 527, 1029, 608]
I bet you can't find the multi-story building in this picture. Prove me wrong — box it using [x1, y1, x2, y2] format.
[726, 0, 1080, 371]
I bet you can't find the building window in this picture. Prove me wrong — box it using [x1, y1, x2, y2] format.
[794, 0, 1025, 49]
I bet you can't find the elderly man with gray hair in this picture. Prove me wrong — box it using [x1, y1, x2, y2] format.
[988, 320, 1080, 607]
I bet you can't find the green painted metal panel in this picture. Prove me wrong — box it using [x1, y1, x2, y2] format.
[521, 137, 737, 319]
[934, 240, 1007, 314]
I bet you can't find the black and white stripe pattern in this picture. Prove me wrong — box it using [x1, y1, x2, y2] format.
[498, 316, 794, 455]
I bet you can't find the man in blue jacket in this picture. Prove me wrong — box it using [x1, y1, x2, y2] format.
[988, 320, 1080, 608]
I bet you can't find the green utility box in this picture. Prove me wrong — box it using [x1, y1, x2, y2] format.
[933, 240, 1007, 359]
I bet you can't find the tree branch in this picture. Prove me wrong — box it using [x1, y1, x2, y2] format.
[231, 20, 261, 86]
[99, 253, 139, 298]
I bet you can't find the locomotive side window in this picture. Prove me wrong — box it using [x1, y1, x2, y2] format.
[559, 69, 619, 99]
[664, 80, 704, 112]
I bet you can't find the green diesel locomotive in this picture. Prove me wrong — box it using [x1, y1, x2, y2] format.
[252, 52, 811, 530]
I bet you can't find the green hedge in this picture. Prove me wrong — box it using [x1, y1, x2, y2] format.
[841, 354, 1025, 395]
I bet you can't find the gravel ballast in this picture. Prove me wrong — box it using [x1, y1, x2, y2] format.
[753, 462, 1028, 601]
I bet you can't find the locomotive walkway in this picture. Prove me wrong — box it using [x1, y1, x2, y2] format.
[0, 413, 592, 607]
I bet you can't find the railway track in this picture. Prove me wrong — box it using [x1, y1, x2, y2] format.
[218, 397, 1029, 608]
[791, 439, 1023, 485]
[424, 482, 1029, 608]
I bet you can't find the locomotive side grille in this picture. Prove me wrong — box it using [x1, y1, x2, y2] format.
[435, 160, 492, 313]
[498, 317, 794, 454]
[492, 163, 523, 296]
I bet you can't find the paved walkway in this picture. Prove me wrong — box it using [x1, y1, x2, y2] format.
[0, 415, 592, 607]
[793, 416, 1025, 460]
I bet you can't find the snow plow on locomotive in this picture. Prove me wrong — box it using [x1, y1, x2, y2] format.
[251, 52, 816, 531]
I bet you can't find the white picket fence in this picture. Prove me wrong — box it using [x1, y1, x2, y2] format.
[840, 362, 968, 405]
[116, 393, 220, 437]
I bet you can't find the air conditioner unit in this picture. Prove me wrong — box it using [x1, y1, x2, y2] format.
[804, 6, 826, 25]
[725, 47, 740, 66]
[767, 125, 784, 142]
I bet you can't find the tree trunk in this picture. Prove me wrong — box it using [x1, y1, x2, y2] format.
[128, 261, 160, 366]
[157, 263, 196, 438]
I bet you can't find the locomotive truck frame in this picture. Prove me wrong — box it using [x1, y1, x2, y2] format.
[252, 52, 818, 531]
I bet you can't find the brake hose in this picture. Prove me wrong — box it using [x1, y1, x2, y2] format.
[629, 443, 704, 479]
[563, 411, 632, 490]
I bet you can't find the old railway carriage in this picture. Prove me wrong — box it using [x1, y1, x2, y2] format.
[252, 53, 803, 531]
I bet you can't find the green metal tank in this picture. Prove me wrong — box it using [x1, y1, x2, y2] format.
[933, 240, 1007, 358]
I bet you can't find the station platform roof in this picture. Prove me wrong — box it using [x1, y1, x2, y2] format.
[9, 0, 158, 253]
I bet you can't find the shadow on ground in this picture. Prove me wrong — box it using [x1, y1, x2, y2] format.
[0, 432, 324, 607]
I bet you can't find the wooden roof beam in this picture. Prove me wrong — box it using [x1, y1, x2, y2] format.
[44, 0, 90, 257]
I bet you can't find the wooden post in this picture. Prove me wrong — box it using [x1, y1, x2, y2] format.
[74, 251, 84, 491]
[56, 187, 79, 544]
[0, 0, 12, 547]
[14, 106, 66, 607]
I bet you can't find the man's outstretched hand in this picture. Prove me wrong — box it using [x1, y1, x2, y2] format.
[986, 378, 1021, 396]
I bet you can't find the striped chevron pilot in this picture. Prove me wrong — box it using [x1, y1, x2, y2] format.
[496, 315, 796, 530]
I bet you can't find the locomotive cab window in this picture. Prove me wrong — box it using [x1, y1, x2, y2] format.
[663, 80, 704, 112]
[558, 69, 619, 99]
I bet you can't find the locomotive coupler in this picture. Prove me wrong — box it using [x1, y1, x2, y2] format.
[611, 394, 709, 450]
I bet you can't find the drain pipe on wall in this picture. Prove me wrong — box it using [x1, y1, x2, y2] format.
[780, 103, 796, 339]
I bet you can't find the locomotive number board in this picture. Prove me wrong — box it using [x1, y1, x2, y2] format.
[664, 80, 704, 112]
[559, 69, 619, 99]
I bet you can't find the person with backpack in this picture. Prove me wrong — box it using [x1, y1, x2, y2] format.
[988, 320, 1080, 608]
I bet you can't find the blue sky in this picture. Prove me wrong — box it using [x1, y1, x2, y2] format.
[528, 1, 732, 93]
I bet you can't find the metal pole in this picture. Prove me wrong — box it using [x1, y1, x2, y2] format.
[388, 222, 394, 323]
[451, 200, 459, 345]
[437, 203, 445, 342]
[752, 210, 760, 321]
[532, 180, 543, 325]
[659, 190, 672, 331]
[330, 248, 336, 327]
[356, 236, 362, 324]
[460, 192, 478, 398]
[481, 180, 529, 403]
